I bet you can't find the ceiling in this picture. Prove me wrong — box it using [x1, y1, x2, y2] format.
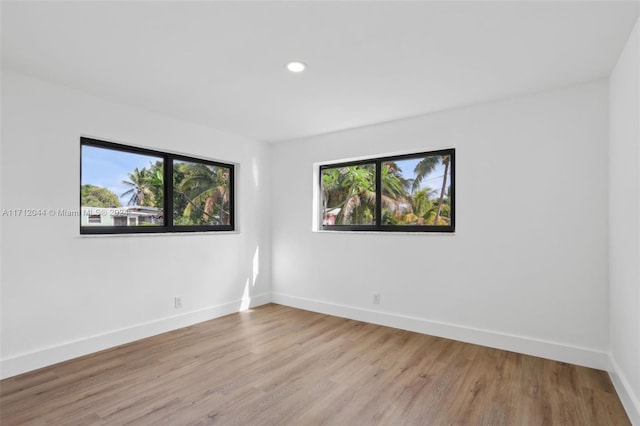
[2, 1, 639, 143]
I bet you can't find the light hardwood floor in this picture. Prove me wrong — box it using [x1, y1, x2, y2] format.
[0, 304, 630, 425]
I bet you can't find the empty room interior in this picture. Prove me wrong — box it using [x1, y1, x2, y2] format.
[1, 0, 640, 424]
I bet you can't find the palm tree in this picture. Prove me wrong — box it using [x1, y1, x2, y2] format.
[121, 168, 155, 206]
[178, 163, 230, 225]
[412, 187, 438, 216]
[412, 155, 440, 193]
[380, 162, 411, 223]
[336, 165, 376, 224]
[147, 161, 164, 207]
[321, 168, 341, 221]
[433, 156, 451, 225]
[323, 163, 414, 225]
[412, 155, 451, 225]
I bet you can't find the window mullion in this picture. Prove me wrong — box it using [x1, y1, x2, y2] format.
[375, 160, 382, 229]
[165, 155, 173, 230]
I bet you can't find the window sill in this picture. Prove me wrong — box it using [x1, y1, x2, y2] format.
[77, 230, 240, 238]
[313, 229, 455, 236]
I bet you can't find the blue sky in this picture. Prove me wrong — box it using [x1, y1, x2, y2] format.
[392, 157, 450, 197]
[81, 145, 162, 206]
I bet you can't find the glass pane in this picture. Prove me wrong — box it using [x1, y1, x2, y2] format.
[173, 160, 231, 226]
[81, 145, 164, 227]
[321, 163, 376, 225]
[381, 154, 452, 226]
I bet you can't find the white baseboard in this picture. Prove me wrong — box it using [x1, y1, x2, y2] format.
[271, 292, 611, 371]
[0, 293, 271, 380]
[609, 355, 640, 425]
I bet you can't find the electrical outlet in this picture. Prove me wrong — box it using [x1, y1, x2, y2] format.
[373, 293, 381, 305]
[174, 297, 182, 309]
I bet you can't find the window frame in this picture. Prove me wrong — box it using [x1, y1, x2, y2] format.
[319, 149, 455, 233]
[80, 137, 235, 235]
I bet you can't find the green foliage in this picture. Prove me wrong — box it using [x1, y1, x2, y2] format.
[173, 162, 231, 226]
[320, 164, 378, 225]
[382, 210, 399, 225]
[381, 162, 406, 199]
[81, 185, 121, 208]
[147, 161, 164, 208]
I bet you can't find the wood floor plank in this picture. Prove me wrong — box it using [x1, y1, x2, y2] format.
[0, 304, 631, 425]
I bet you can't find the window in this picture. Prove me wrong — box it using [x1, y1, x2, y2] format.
[320, 149, 454, 232]
[80, 137, 234, 234]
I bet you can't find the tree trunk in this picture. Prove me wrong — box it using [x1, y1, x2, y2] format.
[433, 158, 450, 225]
[219, 190, 226, 225]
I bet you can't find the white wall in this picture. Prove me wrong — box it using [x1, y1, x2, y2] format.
[0, 70, 271, 378]
[271, 80, 611, 369]
[609, 17, 640, 424]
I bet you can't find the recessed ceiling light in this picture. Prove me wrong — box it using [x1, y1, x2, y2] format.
[286, 61, 306, 73]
